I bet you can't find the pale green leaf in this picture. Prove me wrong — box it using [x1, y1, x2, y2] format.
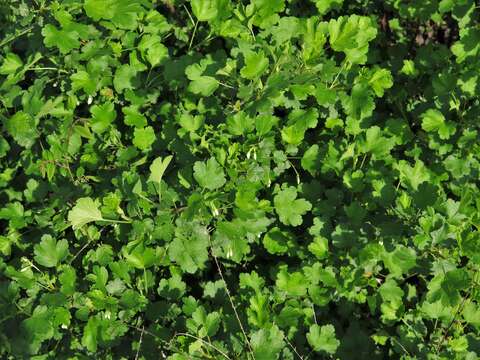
[68, 197, 104, 230]
[274, 186, 311, 226]
[193, 157, 226, 190]
[34, 235, 70, 268]
[307, 324, 340, 354]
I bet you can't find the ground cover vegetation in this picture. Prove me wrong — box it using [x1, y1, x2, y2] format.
[1, 0, 480, 358]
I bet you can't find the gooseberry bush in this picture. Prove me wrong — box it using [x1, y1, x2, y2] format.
[1, 0, 480, 359]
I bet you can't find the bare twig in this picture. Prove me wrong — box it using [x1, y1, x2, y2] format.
[209, 245, 255, 359]
[311, 303, 318, 325]
[0, 26, 33, 48]
[174, 332, 231, 360]
[392, 337, 411, 356]
[284, 335, 305, 360]
[69, 240, 92, 264]
[135, 326, 145, 360]
[188, 21, 198, 51]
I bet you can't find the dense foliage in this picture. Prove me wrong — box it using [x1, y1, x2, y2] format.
[1, 0, 480, 359]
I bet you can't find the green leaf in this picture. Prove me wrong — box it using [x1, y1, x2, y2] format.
[226, 112, 254, 136]
[367, 68, 393, 97]
[240, 51, 269, 80]
[281, 108, 318, 145]
[212, 220, 250, 262]
[59, 266, 76, 295]
[263, 227, 294, 255]
[302, 18, 327, 63]
[0, 136, 10, 158]
[308, 236, 329, 259]
[90, 102, 116, 134]
[421, 109, 444, 132]
[383, 245, 417, 277]
[307, 324, 340, 354]
[276, 269, 307, 296]
[158, 274, 186, 300]
[0, 202, 26, 229]
[133, 126, 155, 150]
[148, 155, 173, 185]
[462, 302, 480, 329]
[189, 307, 221, 337]
[71, 70, 97, 95]
[148, 155, 173, 202]
[248, 0, 285, 28]
[193, 157, 226, 190]
[255, 114, 279, 135]
[379, 279, 404, 321]
[360, 126, 395, 158]
[4, 111, 38, 148]
[68, 197, 104, 230]
[451, 27, 480, 63]
[113, 64, 137, 93]
[314, 83, 336, 106]
[82, 316, 99, 352]
[191, 0, 219, 22]
[421, 109, 455, 140]
[84, 0, 116, 20]
[21, 306, 54, 354]
[251, 325, 285, 360]
[123, 106, 147, 128]
[34, 235, 70, 268]
[311, 0, 343, 14]
[185, 62, 219, 96]
[138, 34, 169, 67]
[42, 24, 80, 54]
[84, 0, 147, 29]
[421, 299, 453, 321]
[0, 53, 23, 75]
[169, 222, 209, 273]
[0, 236, 12, 256]
[274, 186, 312, 226]
[396, 160, 430, 191]
[401, 59, 418, 76]
[123, 246, 156, 269]
[301, 145, 321, 176]
[328, 15, 377, 64]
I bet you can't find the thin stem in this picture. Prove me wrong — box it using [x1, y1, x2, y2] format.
[218, 81, 235, 89]
[359, 153, 368, 169]
[137, 193, 156, 205]
[69, 240, 93, 264]
[311, 303, 318, 325]
[435, 270, 478, 353]
[100, 218, 132, 224]
[192, 33, 214, 51]
[174, 332, 231, 360]
[0, 26, 33, 48]
[134, 325, 144, 360]
[29, 67, 68, 73]
[329, 61, 348, 89]
[188, 21, 198, 51]
[182, 4, 196, 26]
[145, 67, 153, 86]
[248, 26, 256, 42]
[209, 247, 255, 358]
[288, 160, 301, 185]
[146, 73, 162, 88]
[284, 335, 304, 360]
[143, 268, 148, 295]
[392, 337, 411, 356]
[14, 301, 32, 317]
